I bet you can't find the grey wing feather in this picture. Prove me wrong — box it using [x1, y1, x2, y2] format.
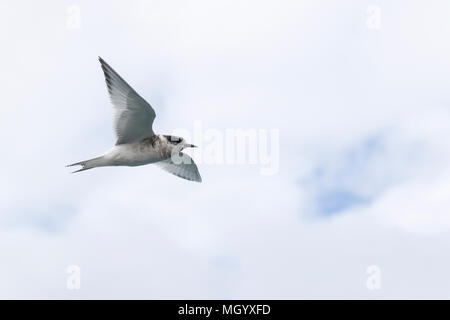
[99, 57, 156, 144]
[156, 153, 202, 182]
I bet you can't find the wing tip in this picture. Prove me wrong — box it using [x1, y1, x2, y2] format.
[98, 56, 109, 69]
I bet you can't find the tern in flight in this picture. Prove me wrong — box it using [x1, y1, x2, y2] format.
[67, 57, 202, 182]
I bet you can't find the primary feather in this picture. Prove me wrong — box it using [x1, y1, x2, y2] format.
[99, 57, 156, 144]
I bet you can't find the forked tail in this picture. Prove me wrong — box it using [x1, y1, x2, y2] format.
[66, 156, 105, 173]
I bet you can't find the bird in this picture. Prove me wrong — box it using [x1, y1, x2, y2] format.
[67, 57, 202, 182]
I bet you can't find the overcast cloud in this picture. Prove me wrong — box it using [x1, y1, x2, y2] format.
[1, 0, 450, 298]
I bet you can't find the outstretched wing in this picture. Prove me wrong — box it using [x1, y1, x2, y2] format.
[156, 153, 202, 182]
[99, 57, 156, 145]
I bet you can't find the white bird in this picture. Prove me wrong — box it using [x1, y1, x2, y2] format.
[67, 57, 202, 182]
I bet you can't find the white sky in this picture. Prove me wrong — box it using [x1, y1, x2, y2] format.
[1, 0, 450, 298]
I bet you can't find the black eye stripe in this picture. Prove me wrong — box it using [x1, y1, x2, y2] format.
[164, 135, 182, 144]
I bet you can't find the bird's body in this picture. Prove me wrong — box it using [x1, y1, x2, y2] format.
[107, 136, 170, 166]
[83, 135, 174, 168]
[67, 58, 202, 182]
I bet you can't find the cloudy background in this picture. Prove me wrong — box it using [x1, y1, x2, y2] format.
[1, 0, 450, 299]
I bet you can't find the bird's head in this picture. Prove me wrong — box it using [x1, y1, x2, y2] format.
[163, 135, 197, 150]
